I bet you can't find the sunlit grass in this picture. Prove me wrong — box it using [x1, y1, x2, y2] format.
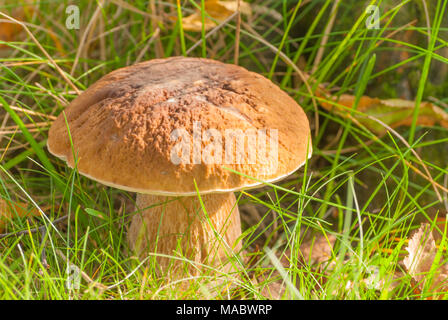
[0, 0, 447, 299]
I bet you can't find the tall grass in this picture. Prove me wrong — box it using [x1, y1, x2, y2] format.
[0, 0, 447, 299]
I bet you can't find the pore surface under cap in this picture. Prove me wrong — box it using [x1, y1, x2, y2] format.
[47, 57, 312, 195]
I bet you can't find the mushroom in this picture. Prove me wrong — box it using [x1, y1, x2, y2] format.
[47, 57, 311, 277]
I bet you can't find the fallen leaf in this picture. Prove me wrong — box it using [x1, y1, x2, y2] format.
[0, 6, 34, 49]
[403, 224, 436, 280]
[0, 198, 39, 232]
[403, 224, 448, 298]
[318, 93, 448, 134]
[181, 0, 251, 32]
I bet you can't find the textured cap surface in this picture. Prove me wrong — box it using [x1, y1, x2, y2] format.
[47, 57, 312, 195]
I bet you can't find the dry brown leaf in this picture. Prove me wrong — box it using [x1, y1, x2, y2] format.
[0, 198, 38, 232]
[318, 93, 448, 134]
[0, 6, 34, 49]
[182, 0, 251, 32]
[0, 4, 66, 57]
[403, 224, 437, 280]
[403, 224, 448, 297]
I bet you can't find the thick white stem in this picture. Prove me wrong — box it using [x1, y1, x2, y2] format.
[128, 193, 242, 276]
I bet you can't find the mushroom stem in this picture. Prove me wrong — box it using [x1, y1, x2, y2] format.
[128, 192, 242, 276]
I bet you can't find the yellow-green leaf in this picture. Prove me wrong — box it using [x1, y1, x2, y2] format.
[182, 0, 251, 32]
[319, 94, 448, 134]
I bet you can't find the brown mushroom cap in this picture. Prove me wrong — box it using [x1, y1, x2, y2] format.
[47, 57, 311, 195]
